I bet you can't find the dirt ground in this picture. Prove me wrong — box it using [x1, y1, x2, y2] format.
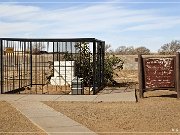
[0, 101, 46, 135]
[44, 90, 180, 135]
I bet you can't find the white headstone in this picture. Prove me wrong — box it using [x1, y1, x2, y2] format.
[50, 61, 75, 86]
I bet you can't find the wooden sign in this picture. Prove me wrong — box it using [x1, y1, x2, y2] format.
[5, 47, 14, 53]
[144, 57, 175, 89]
[138, 54, 180, 99]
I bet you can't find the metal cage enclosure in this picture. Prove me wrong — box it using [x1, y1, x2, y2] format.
[0, 38, 105, 95]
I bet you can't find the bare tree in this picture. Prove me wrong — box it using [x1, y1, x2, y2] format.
[158, 40, 180, 55]
[115, 46, 127, 54]
[135, 46, 150, 55]
[115, 46, 135, 55]
[32, 42, 45, 54]
[105, 44, 114, 54]
[125, 46, 135, 55]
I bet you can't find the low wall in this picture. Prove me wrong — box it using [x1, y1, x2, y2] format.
[116, 55, 138, 70]
[117, 55, 175, 71]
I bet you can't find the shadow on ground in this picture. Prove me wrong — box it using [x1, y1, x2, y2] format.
[145, 94, 177, 98]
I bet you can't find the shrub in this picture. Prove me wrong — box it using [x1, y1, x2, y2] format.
[65, 42, 124, 86]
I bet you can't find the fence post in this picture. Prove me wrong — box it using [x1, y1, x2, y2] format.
[0, 39, 3, 94]
[30, 41, 33, 87]
[176, 53, 180, 99]
[93, 41, 96, 95]
[138, 54, 144, 98]
[102, 41, 105, 87]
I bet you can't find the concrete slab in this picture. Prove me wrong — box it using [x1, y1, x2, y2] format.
[0, 94, 27, 101]
[55, 95, 98, 101]
[98, 89, 113, 94]
[9, 101, 62, 118]
[17, 95, 62, 101]
[110, 89, 126, 93]
[94, 91, 136, 102]
[0, 94, 5, 99]
[9, 101, 96, 135]
[46, 126, 96, 135]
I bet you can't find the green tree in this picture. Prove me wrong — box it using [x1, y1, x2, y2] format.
[64, 42, 124, 86]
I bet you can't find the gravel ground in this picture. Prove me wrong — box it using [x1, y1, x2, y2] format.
[44, 90, 180, 135]
[0, 101, 46, 135]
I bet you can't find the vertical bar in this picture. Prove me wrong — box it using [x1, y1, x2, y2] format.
[35, 42, 37, 93]
[102, 41, 105, 86]
[65, 42, 67, 93]
[70, 42, 73, 92]
[88, 43, 91, 95]
[12, 41, 15, 90]
[97, 42, 101, 90]
[138, 54, 144, 98]
[24, 42, 26, 87]
[0, 39, 3, 94]
[58, 42, 60, 92]
[30, 41, 33, 87]
[52, 42, 54, 74]
[93, 41, 96, 95]
[176, 53, 180, 99]
[41, 42, 43, 93]
[6, 41, 9, 92]
[16, 41, 20, 92]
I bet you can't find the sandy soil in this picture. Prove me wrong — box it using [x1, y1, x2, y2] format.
[44, 90, 180, 135]
[0, 101, 46, 135]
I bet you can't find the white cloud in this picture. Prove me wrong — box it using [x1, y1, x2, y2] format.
[0, 3, 178, 33]
[0, 4, 40, 18]
[0, 3, 180, 51]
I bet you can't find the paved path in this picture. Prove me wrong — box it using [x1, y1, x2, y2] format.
[9, 101, 97, 135]
[0, 91, 136, 102]
[0, 90, 136, 135]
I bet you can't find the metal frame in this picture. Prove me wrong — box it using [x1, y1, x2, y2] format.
[0, 38, 105, 95]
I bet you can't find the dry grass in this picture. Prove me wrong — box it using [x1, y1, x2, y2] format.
[0, 101, 46, 135]
[114, 69, 138, 83]
[44, 90, 180, 135]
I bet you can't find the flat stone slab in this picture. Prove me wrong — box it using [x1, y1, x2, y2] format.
[0, 95, 61, 101]
[55, 95, 98, 101]
[0, 94, 27, 101]
[18, 95, 61, 101]
[0, 90, 136, 102]
[9, 101, 96, 135]
[94, 91, 136, 102]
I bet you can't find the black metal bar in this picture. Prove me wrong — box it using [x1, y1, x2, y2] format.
[0, 39, 3, 94]
[93, 41, 96, 95]
[12, 41, 15, 91]
[30, 41, 33, 87]
[0, 38, 102, 42]
[65, 42, 67, 93]
[88, 43, 91, 95]
[101, 41, 105, 86]
[97, 42, 101, 90]
[53, 42, 55, 75]
[98, 42, 102, 88]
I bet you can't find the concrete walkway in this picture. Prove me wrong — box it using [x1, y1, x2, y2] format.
[0, 91, 136, 102]
[0, 90, 136, 135]
[9, 101, 96, 135]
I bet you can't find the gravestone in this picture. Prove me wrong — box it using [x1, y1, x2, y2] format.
[50, 61, 75, 86]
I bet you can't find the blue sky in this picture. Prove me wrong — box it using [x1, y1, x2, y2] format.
[1, 0, 180, 52]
